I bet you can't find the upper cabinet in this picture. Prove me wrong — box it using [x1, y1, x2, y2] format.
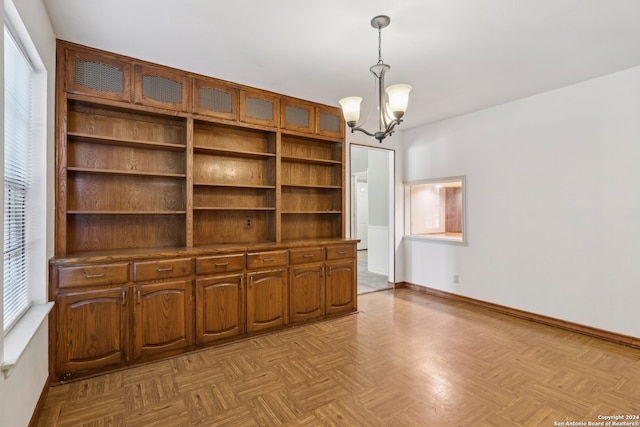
[56, 40, 346, 256]
[240, 90, 280, 127]
[133, 64, 190, 111]
[281, 97, 315, 134]
[192, 77, 239, 121]
[65, 46, 132, 102]
[315, 105, 344, 138]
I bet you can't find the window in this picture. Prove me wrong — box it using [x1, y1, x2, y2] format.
[404, 176, 466, 244]
[3, 25, 34, 333]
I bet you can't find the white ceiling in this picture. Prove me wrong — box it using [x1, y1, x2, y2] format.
[44, 0, 640, 129]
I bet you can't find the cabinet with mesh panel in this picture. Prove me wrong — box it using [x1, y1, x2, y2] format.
[281, 97, 315, 133]
[65, 44, 132, 102]
[192, 77, 239, 121]
[315, 104, 344, 138]
[134, 64, 190, 111]
[240, 89, 280, 127]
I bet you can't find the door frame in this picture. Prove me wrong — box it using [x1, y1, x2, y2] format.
[348, 144, 395, 283]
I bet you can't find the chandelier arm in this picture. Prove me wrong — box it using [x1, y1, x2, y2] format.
[349, 125, 378, 138]
[378, 67, 389, 130]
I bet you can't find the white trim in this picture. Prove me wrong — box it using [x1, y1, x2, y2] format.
[1, 302, 53, 378]
[403, 234, 468, 246]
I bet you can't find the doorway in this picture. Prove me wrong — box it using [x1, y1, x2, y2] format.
[350, 145, 394, 294]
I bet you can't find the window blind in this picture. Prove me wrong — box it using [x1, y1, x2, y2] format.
[3, 26, 34, 333]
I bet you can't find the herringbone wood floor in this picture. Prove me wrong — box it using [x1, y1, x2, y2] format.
[35, 289, 640, 426]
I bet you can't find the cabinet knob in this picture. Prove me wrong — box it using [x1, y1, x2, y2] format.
[328, 266, 332, 276]
[121, 291, 126, 306]
[136, 288, 141, 304]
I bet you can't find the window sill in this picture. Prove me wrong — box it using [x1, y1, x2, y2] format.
[404, 234, 468, 246]
[1, 302, 54, 378]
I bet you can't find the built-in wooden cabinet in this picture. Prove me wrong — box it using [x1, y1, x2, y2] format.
[247, 268, 288, 333]
[65, 47, 132, 102]
[51, 40, 356, 382]
[134, 64, 190, 111]
[56, 286, 129, 376]
[192, 77, 239, 120]
[195, 274, 244, 344]
[288, 245, 356, 323]
[240, 89, 280, 127]
[195, 253, 246, 345]
[192, 122, 277, 245]
[133, 280, 193, 359]
[282, 97, 315, 133]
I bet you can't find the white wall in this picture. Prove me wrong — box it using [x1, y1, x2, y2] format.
[0, 0, 56, 425]
[401, 66, 640, 338]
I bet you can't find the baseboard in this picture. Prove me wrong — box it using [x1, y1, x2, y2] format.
[28, 376, 50, 427]
[398, 282, 640, 350]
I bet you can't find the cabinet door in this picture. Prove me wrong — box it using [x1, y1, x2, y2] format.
[57, 287, 128, 377]
[196, 274, 244, 344]
[240, 90, 280, 127]
[133, 280, 193, 359]
[134, 64, 189, 111]
[289, 264, 324, 323]
[192, 77, 239, 121]
[281, 97, 315, 133]
[64, 44, 132, 102]
[315, 105, 344, 138]
[325, 260, 357, 315]
[246, 269, 287, 332]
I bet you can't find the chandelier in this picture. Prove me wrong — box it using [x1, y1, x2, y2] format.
[339, 15, 412, 143]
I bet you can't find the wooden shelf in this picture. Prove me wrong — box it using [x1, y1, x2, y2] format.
[281, 155, 341, 165]
[194, 145, 275, 159]
[67, 210, 186, 215]
[281, 183, 342, 189]
[193, 182, 275, 189]
[282, 211, 341, 214]
[68, 132, 185, 151]
[194, 207, 275, 211]
[68, 167, 186, 178]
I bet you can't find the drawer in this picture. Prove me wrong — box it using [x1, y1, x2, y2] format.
[289, 247, 325, 265]
[57, 262, 130, 289]
[246, 250, 288, 269]
[326, 245, 355, 260]
[196, 254, 245, 275]
[133, 258, 193, 282]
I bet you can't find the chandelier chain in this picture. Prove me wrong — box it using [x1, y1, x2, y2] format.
[377, 26, 383, 64]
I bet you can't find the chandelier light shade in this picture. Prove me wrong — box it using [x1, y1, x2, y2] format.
[339, 15, 412, 143]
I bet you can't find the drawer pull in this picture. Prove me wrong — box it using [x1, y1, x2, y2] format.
[156, 267, 174, 272]
[303, 254, 314, 258]
[337, 251, 347, 255]
[262, 258, 275, 262]
[84, 273, 106, 279]
[214, 262, 229, 267]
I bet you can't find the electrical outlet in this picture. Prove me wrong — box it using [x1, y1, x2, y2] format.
[453, 275, 459, 284]
[244, 216, 253, 229]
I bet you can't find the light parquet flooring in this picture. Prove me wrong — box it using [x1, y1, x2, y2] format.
[35, 289, 640, 426]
